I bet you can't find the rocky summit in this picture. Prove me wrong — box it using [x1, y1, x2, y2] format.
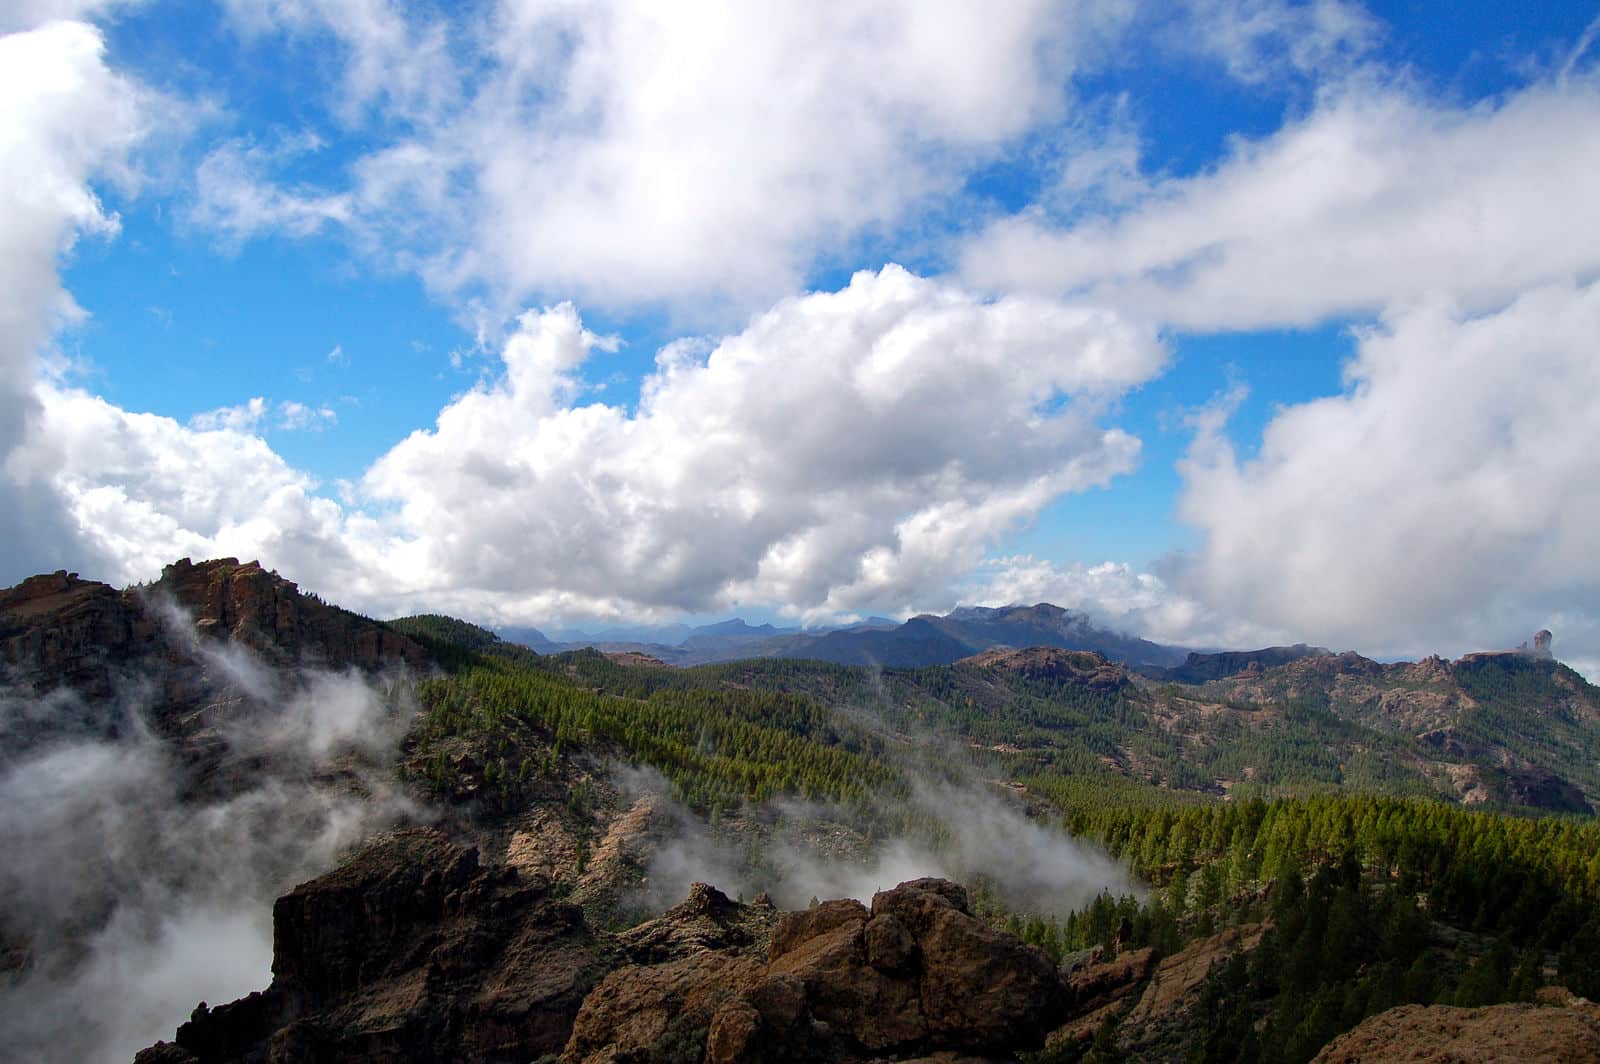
[0, 557, 426, 701]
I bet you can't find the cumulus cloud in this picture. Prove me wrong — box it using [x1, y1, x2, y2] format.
[1171, 281, 1600, 662]
[960, 76, 1600, 330]
[361, 265, 1165, 622]
[32, 385, 362, 591]
[206, 0, 1137, 317]
[0, 19, 149, 584]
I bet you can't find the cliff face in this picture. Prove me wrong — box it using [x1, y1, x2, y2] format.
[136, 836, 1071, 1064]
[137, 829, 615, 1064]
[0, 558, 427, 700]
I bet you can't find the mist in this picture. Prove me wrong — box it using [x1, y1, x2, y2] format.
[0, 638, 423, 1063]
[617, 766, 1136, 922]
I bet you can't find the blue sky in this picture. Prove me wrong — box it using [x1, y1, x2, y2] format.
[5, 0, 1600, 672]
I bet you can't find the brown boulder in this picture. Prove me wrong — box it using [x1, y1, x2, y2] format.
[767, 898, 926, 1050]
[917, 905, 1068, 1049]
[562, 952, 768, 1064]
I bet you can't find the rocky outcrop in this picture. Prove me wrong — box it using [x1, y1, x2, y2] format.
[1311, 997, 1600, 1063]
[960, 646, 1131, 693]
[136, 828, 617, 1064]
[1044, 924, 1266, 1058]
[138, 861, 1069, 1064]
[564, 877, 1070, 1064]
[153, 557, 428, 671]
[1, 559, 427, 702]
[617, 882, 778, 964]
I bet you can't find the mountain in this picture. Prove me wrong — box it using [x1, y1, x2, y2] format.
[499, 601, 1192, 670]
[6, 559, 1600, 1063]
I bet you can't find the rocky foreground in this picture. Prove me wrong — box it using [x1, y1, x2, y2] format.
[132, 825, 1600, 1064]
[134, 829, 1068, 1063]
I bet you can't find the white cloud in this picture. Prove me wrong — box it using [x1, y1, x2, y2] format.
[276, 400, 336, 431]
[961, 76, 1600, 330]
[32, 385, 364, 592]
[1171, 0, 1378, 84]
[360, 265, 1165, 622]
[192, 137, 353, 244]
[0, 20, 149, 584]
[1172, 280, 1600, 663]
[0, 1, 146, 34]
[4, 266, 1160, 628]
[222, 0, 461, 124]
[965, 555, 1286, 650]
[208, 0, 1135, 318]
[188, 396, 267, 433]
[187, 397, 336, 434]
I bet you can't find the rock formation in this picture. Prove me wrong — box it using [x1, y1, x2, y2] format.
[136, 843, 1071, 1064]
[1311, 997, 1600, 1063]
[1, 558, 426, 702]
[135, 829, 616, 1064]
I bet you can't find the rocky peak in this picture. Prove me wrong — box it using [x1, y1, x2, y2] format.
[0, 558, 428, 700]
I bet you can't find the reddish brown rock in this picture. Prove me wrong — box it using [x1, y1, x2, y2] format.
[0, 559, 428, 706]
[1311, 1000, 1600, 1063]
[566, 877, 1071, 1064]
[562, 952, 768, 1064]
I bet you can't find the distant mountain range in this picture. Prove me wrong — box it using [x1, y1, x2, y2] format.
[497, 602, 1333, 680]
[499, 602, 1189, 669]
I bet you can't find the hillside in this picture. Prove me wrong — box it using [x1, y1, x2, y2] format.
[3, 560, 1599, 1062]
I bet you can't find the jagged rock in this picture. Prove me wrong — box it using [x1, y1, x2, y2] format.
[618, 882, 778, 964]
[1311, 1000, 1600, 1062]
[565, 877, 1070, 1064]
[1123, 923, 1264, 1032]
[0, 559, 427, 708]
[139, 828, 616, 1063]
[768, 895, 926, 1051]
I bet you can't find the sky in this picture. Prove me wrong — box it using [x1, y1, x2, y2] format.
[3, 1, 1600, 675]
